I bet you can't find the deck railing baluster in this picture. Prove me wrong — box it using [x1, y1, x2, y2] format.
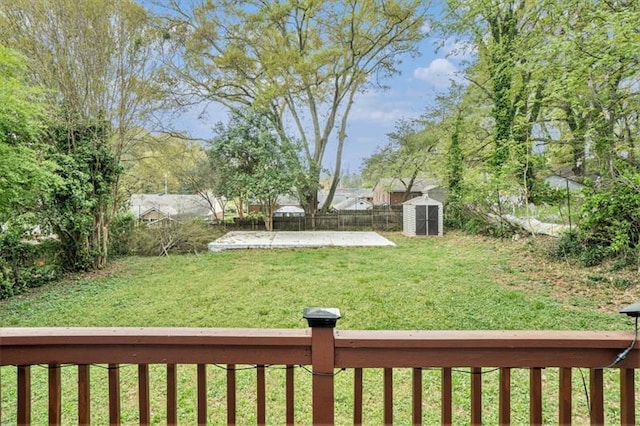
[138, 364, 150, 425]
[108, 364, 120, 425]
[589, 368, 604, 425]
[499, 367, 510, 425]
[17, 365, 30, 425]
[530, 367, 543, 425]
[227, 364, 236, 425]
[441, 367, 452, 426]
[620, 368, 635, 425]
[559, 368, 572, 425]
[78, 365, 90, 425]
[257, 365, 266, 425]
[48, 364, 61, 425]
[384, 368, 393, 425]
[412, 367, 422, 425]
[197, 364, 207, 425]
[285, 365, 294, 425]
[471, 367, 482, 425]
[167, 364, 177, 425]
[354, 367, 363, 425]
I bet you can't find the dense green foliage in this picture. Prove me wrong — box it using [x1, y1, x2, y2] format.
[571, 170, 640, 266]
[209, 109, 301, 230]
[363, 1, 639, 266]
[1, 0, 164, 273]
[0, 46, 63, 294]
[0, 46, 60, 217]
[46, 119, 122, 270]
[0, 228, 62, 299]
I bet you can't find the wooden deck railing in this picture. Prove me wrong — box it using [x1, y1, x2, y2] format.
[0, 308, 638, 425]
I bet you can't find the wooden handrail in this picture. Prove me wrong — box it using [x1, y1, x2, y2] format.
[334, 330, 639, 368]
[1, 323, 638, 424]
[0, 327, 312, 366]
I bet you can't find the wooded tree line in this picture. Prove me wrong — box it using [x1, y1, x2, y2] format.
[363, 0, 639, 265]
[366, 0, 639, 188]
[0, 0, 637, 290]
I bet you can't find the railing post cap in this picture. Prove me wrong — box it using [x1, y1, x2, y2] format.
[303, 307, 341, 328]
[621, 302, 640, 317]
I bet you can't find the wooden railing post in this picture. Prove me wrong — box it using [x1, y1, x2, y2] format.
[304, 307, 341, 426]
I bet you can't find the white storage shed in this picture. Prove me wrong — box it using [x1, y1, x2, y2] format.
[403, 195, 443, 236]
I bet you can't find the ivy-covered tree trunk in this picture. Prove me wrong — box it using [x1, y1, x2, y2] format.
[47, 118, 120, 271]
[447, 114, 464, 195]
[487, 8, 517, 173]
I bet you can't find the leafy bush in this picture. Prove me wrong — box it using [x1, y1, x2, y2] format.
[109, 212, 137, 256]
[551, 169, 640, 267]
[444, 185, 515, 238]
[578, 171, 640, 264]
[552, 230, 582, 259]
[0, 227, 62, 299]
[529, 180, 566, 205]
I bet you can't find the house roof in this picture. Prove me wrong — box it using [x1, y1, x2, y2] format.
[403, 194, 443, 206]
[374, 178, 439, 193]
[544, 175, 585, 192]
[275, 205, 305, 213]
[317, 188, 373, 206]
[130, 194, 222, 219]
[333, 198, 373, 210]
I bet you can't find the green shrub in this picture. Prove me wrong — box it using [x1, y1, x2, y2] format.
[530, 180, 566, 205]
[578, 170, 640, 263]
[551, 230, 582, 260]
[0, 228, 63, 299]
[109, 212, 137, 256]
[550, 168, 640, 268]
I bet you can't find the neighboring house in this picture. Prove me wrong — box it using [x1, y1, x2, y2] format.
[544, 175, 586, 192]
[373, 178, 440, 206]
[332, 198, 373, 211]
[318, 188, 374, 208]
[130, 194, 223, 225]
[274, 205, 305, 217]
[248, 195, 303, 215]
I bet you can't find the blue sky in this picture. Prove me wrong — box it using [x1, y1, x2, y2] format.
[174, 3, 468, 173]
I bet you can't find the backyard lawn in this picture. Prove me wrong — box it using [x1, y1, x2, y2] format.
[1, 231, 637, 423]
[0, 232, 634, 329]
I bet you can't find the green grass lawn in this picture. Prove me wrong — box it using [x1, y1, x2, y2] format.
[0, 232, 630, 329]
[0, 232, 637, 424]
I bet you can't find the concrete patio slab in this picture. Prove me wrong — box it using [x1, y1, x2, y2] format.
[208, 231, 395, 251]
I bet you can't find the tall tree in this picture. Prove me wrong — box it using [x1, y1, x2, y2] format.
[0, 0, 165, 267]
[209, 110, 300, 231]
[47, 118, 121, 271]
[362, 117, 439, 200]
[124, 134, 208, 194]
[160, 0, 426, 213]
[541, 0, 639, 178]
[0, 46, 60, 218]
[437, 0, 551, 200]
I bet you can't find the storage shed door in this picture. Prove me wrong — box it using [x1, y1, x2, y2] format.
[415, 206, 427, 235]
[427, 205, 439, 235]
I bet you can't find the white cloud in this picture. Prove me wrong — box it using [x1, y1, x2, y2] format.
[349, 91, 418, 125]
[413, 58, 460, 88]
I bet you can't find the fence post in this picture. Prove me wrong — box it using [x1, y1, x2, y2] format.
[304, 307, 341, 425]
